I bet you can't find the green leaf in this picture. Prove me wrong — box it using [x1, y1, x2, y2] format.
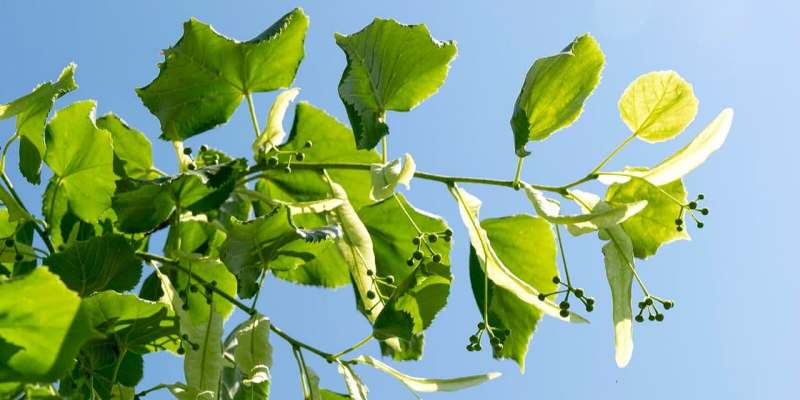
[222, 315, 272, 400]
[66, 341, 144, 399]
[253, 88, 300, 154]
[360, 194, 452, 356]
[96, 113, 158, 179]
[523, 183, 646, 230]
[45, 234, 142, 296]
[0, 268, 97, 382]
[112, 179, 174, 233]
[449, 185, 587, 323]
[335, 19, 457, 149]
[354, 355, 500, 393]
[0, 64, 77, 184]
[170, 256, 238, 321]
[469, 215, 558, 371]
[511, 34, 604, 156]
[44, 100, 116, 223]
[321, 390, 352, 400]
[369, 154, 416, 202]
[258, 103, 379, 288]
[618, 71, 698, 142]
[327, 179, 382, 321]
[81, 291, 178, 353]
[154, 266, 225, 397]
[605, 174, 689, 259]
[136, 9, 308, 140]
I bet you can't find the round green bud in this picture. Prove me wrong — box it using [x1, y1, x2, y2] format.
[663, 301, 674, 310]
[559, 309, 569, 318]
[304, 140, 313, 148]
[190, 284, 198, 293]
[386, 275, 395, 284]
[4, 239, 13, 247]
[474, 344, 482, 351]
[648, 315, 655, 321]
[412, 237, 421, 245]
[701, 208, 709, 215]
[444, 229, 453, 236]
[366, 269, 374, 276]
[432, 254, 442, 263]
[183, 147, 192, 155]
[635, 315, 644, 323]
[504, 328, 511, 335]
[697, 193, 705, 200]
[210, 280, 218, 286]
[199, 145, 209, 152]
[697, 222, 704, 229]
[406, 259, 415, 266]
[689, 201, 697, 210]
[677, 226, 684, 232]
[428, 234, 438, 243]
[443, 236, 451, 242]
[466, 344, 473, 351]
[675, 218, 683, 226]
[478, 322, 486, 329]
[181, 334, 190, 340]
[267, 156, 279, 167]
[14, 254, 22, 262]
[586, 297, 595, 306]
[187, 163, 196, 170]
[177, 347, 185, 355]
[638, 301, 646, 309]
[537, 293, 546, 301]
[366, 291, 376, 299]
[645, 297, 653, 306]
[490, 337, 500, 345]
[295, 152, 305, 161]
[559, 301, 570, 310]
[283, 166, 292, 173]
[469, 335, 478, 343]
[655, 313, 664, 322]
[192, 343, 200, 350]
[552, 276, 560, 284]
[586, 304, 594, 312]
[413, 250, 424, 260]
[574, 288, 584, 297]
[493, 343, 504, 353]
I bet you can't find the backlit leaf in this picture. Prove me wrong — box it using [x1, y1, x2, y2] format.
[618, 71, 698, 142]
[354, 355, 500, 393]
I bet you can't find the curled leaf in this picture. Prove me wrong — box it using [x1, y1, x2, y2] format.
[369, 153, 416, 201]
[354, 355, 500, 393]
[253, 87, 301, 154]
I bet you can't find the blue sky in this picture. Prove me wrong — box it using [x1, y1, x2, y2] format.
[1, 0, 797, 398]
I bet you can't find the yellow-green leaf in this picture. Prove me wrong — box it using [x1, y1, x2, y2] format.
[354, 355, 500, 393]
[618, 70, 698, 142]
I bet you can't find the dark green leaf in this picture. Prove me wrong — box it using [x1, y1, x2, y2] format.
[112, 179, 175, 233]
[96, 113, 158, 179]
[469, 215, 558, 371]
[136, 9, 308, 140]
[511, 34, 604, 156]
[0, 64, 77, 184]
[45, 234, 142, 296]
[335, 19, 457, 149]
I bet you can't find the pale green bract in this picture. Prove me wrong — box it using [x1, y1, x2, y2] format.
[618, 70, 699, 142]
[511, 34, 604, 156]
[233, 315, 272, 386]
[369, 153, 416, 201]
[252, 88, 300, 154]
[337, 362, 368, 400]
[523, 183, 647, 230]
[336, 18, 457, 149]
[354, 355, 500, 394]
[449, 185, 588, 323]
[599, 108, 734, 186]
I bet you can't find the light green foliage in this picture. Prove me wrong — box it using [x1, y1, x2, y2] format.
[82, 291, 177, 353]
[619, 71, 698, 142]
[43, 100, 116, 246]
[96, 113, 157, 179]
[222, 315, 272, 400]
[606, 174, 689, 259]
[45, 234, 142, 296]
[524, 183, 646, 229]
[0, 64, 77, 183]
[337, 362, 368, 400]
[450, 185, 587, 323]
[0, 268, 96, 382]
[469, 215, 558, 371]
[511, 34, 604, 156]
[137, 9, 308, 140]
[253, 88, 300, 154]
[335, 18, 457, 149]
[360, 194, 452, 358]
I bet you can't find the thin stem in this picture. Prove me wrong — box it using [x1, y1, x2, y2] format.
[0, 172, 54, 253]
[555, 224, 571, 287]
[381, 136, 388, 164]
[330, 333, 374, 360]
[272, 323, 335, 361]
[450, 185, 490, 330]
[136, 384, 169, 397]
[590, 132, 637, 174]
[246, 93, 262, 137]
[512, 157, 524, 190]
[110, 347, 127, 385]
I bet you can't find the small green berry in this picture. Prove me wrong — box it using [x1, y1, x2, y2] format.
[697, 193, 705, 200]
[490, 337, 500, 345]
[4, 239, 13, 247]
[586, 304, 594, 312]
[428, 234, 438, 242]
[444, 229, 453, 236]
[412, 237, 421, 245]
[701, 208, 709, 215]
[586, 297, 595, 306]
[177, 347, 185, 355]
[689, 201, 697, 209]
[183, 147, 192, 155]
[443, 236, 451, 242]
[677, 226, 684, 232]
[559, 301, 570, 310]
[504, 328, 511, 335]
[645, 297, 653, 306]
[386, 275, 395, 284]
[574, 288, 584, 297]
[559, 309, 569, 318]
[432, 254, 442, 263]
[187, 163, 196, 170]
[655, 313, 664, 322]
[181, 334, 190, 340]
[192, 343, 200, 350]
[663, 301, 674, 310]
[474, 344, 482, 351]
[638, 301, 646, 309]
[635, 315, 644, 323]
[406, 259, 415, 266]
[295, 152, 305, 161]
[366, 269, 374, 276]
[466, 344, 473, 351]
[648, 315, 655, 321]
[697, 222, 704, 229]
[469, 335, 478, 343]
[14, 254, 23, 262]
[493, 343, 504, 353]
[675, 218, 683, 226]
[199, 145, 209, 152]
[304, 140, 313, 148]
[552, 276, 560, 284]
[190, 284, 198, 293]
[366, 291, 376, 299]
[537, 293, 546, 301]
[478, 322, 486, 329]
[210, 280, 217, 286]
[413, 250, 423, 260]
[283, 166, 292, 173]
[267, 156, 279, 167]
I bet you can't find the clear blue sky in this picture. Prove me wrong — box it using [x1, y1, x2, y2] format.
[1, 0, 797, 398]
